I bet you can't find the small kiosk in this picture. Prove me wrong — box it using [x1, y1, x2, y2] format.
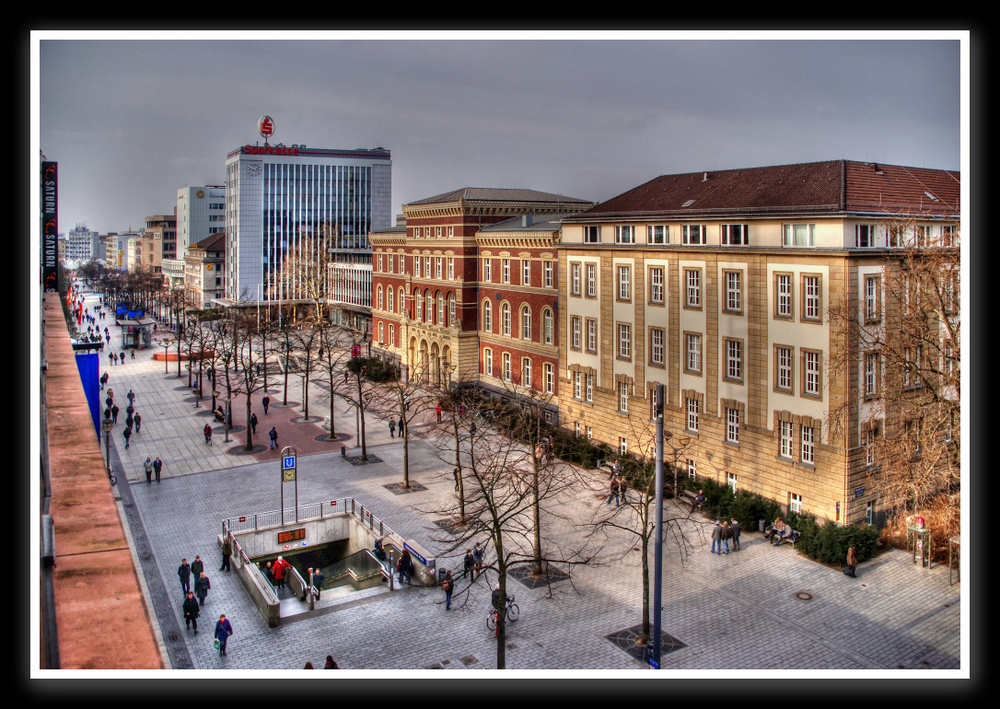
[118, 313, 156, 350]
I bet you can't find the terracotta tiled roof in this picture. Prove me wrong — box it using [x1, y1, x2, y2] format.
[570, 160, 959, 220]
[407, 187, 592, 207]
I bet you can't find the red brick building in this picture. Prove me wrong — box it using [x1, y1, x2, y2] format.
[370, 188, 592, 390]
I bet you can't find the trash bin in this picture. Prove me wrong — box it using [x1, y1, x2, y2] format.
[759, 519, 766, 533]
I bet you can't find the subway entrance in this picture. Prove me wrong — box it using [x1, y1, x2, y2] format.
[219, 497, 436, 626]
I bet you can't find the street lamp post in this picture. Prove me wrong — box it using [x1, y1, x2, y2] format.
[158, 338, 174, 374]
[651, 383, 664, 669]
[664, 431, 691, 498]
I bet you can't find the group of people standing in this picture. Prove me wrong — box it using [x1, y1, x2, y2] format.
[710, 519, 741, 554]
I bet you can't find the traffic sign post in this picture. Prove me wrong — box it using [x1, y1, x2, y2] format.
[280, 446, 298, 523]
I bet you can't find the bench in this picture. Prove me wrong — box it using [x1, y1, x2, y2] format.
[766, 527, 801, 547]
[679, 490, 704, 510]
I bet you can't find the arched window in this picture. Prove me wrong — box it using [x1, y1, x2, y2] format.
[542, 308, 554, 345]
[377, 285, 384, 311]
[521, 304, 532, 341]
[424, 289, 432, 322]
[399, 289, 406, 314]
[502, 302, 511, 337]
[387, 286, 394, 313]
[415, 291, 423, 320]
[448, 293, 457, 327]
[483, 299, 493, 332]
[437, 290, 444, 325]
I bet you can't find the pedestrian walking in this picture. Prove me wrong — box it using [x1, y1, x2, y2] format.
[398, 418, 405, 438]
[721, 521, 733, 554]
[607, 473, 621, 506]
[389, 417, 396, 438]
[125, 413, 133, 431]
[195, 571, 211, 606]
[143, 457, 153, 484]
[214, 614, 233, 657]
[182, 592, 200, 633]
[473, 542, 484, 578]
[178, 559, 192, 594]
[453, 467, 460, 491]
[435, 402, 442, 422]
[442, 570, 454, 610]
[111, 404, 119, 423]
[262, 395, 270, 415]
[127, 389, 135, 406]
[122, 425, 132, 449]
[844, 545, 858, 577]
[269, 427, 278, 449]
[191, 555, 204, 582]
[731, 518, 741, 551]
[133, 412, 141, 433]
[220, 537, 232, 572]
[396, 549, 413, 585]
[310, 567, 324, 599]
[463, 549, 475, 579]
[153, 457, 162, 482]
[250, 413, 258, 434]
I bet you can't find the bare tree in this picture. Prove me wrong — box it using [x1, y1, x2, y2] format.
[428, 390, 591, 669]
[828, 217, 960, 554]
[584, 413, 700, 646]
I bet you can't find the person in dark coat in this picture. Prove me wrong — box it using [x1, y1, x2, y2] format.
[133, 412, 141, 433]
[262, 395, 270, 415]
[721, 521, 733, 554]
[214, 614, 233, 656]
[463, 549, 475, 578]
[731, 518, 741, 551]
[178, 559, 192, 594]
[269, 427, 278, 449]
[111, 403, 120, 423]
[220, 537, 232, 572]
[195, 571, 211, 606]
[442, 570, 454, 610]
[190, 555, 204, 581]
[844, 546, 858, 577]
[250, 413, 258, 434]
[122, 425, 132, 449]
[324, 656, 338, 669]
[396, 549, 413, 585]
[711, 521, 724, 555]
[182, 592, 200, 632]
[153, 457, 162, 482]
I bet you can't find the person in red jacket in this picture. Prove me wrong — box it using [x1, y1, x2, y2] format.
[272, 556, 289, 589]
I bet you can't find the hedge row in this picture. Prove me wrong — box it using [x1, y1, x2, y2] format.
[679, 476, 881, 565]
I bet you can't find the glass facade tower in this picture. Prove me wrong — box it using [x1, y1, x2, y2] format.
[224, 144, 391, 303]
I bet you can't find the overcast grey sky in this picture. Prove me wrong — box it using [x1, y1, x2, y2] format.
[33, 31, 965, 236]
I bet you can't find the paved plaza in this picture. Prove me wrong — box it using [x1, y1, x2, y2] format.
[80, 290, 966, 677]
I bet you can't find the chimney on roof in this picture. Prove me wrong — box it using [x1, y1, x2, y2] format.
[702, 172, 709, 182]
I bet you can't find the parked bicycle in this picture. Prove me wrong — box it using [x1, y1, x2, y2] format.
[487, 594, 519, 631]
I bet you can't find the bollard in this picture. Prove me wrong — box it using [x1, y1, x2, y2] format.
[341, 445, 346, 457]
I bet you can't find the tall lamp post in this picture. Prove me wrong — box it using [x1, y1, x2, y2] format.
[158, 338, 174, 374]
[664, 431, 691, 498]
